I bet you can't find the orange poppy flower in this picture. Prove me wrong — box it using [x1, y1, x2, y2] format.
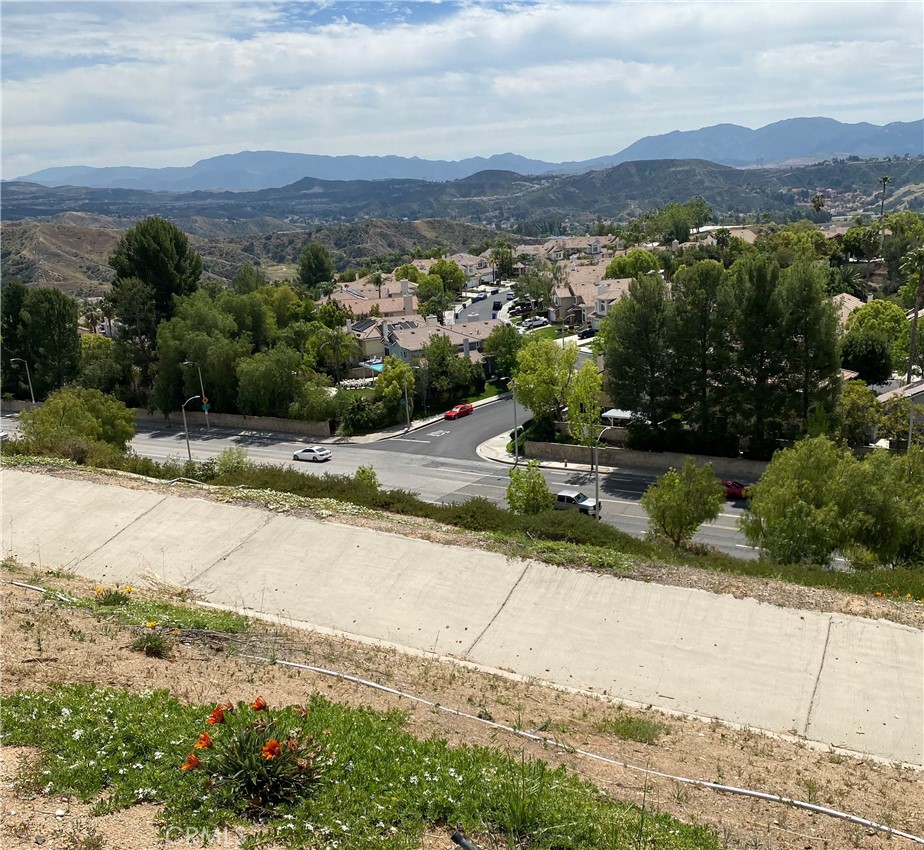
[194, 732, 213, 749]
[206, 706, 225, 725]
[181, 753, 201, 771]
[261, 739, 281, 760]
[251, 696, 268, 711]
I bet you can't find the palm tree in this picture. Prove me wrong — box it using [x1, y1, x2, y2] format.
[811, 193, 826, 215]
[900, 247, 924, 386]
[878, 175, 892, 221]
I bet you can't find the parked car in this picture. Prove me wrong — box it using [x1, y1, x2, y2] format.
[721, 480, 748, 500]
[521, 316, 549, 330]
[492, 300, 502, 311]
[444, 403, 474, 420]
[505, 291, 516, 301]
[293, 445, 332, 463]
[554, 489, 600, 518]
[577, 326, 597, 340]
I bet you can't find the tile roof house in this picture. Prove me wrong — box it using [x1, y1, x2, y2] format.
[384, 318, 501, 363]
[833, 293, 865, 326]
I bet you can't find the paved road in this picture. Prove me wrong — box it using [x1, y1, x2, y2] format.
[5, 468, 921, 767]
[1, 406, 754, 557]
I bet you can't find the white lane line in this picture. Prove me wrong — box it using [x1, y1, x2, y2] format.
[735, 543, 758, 551]
[389, 438, 432, 444]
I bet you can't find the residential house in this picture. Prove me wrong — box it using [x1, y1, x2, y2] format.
[593, 279, 634, 323]
[384, 318, 502, 365]
[833, 292, 865, 327]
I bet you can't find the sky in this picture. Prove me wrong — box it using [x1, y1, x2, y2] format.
[2, 0, 922, 177]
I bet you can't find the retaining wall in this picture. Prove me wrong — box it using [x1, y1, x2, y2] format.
[525, 440, 769, 480]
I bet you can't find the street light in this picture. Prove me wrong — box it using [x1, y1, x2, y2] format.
[181, 395, 200, 461]
[10, 358, 35, 404]
[183, 360, 209, 429]
[590, 426, 609, 521]
[504, 377, 520, 465]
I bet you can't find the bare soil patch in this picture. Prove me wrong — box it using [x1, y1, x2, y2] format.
[2, 571, 921, 850]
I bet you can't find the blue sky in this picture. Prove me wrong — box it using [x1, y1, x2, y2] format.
[2, 0, 922, 177]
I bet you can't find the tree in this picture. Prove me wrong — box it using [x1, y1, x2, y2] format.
[16, 287, 81, 399]
[429, 259, 466, 295]
[667, 259, 734, 438]
[236, 345, 304, 418]
[312, 326, 360, 383]
[833, 381, 881, 447]
[878, 175, 892, 226]
[603, 248, 659, 280]
[418, 334, 479, 407]
[841, 225, 881, 284]
[20, 386, 135, 461]
[779, 260, 841, 430]
[1, 278, 30, 397]
[506, 460, 554, 515]
[841, 327, 892, 385]
[483, 324, 524, 380]
[900, 247, 924, 385]
[415, 274, 451, 320]
[513, 338, 578, 424]
[565, 361, 603, 445]
[811, 193, 826, 215]
[298, 242, 335, 289]
[600, 274, 672, 432]
[317, 299, 350, 330]
[78, 334, 124, 393]
[108, 216, 202, 323]
[741, 437, 851, 564]
[490, 239, 515, 280]
[232, 264, 267, 294]
[375, 356, 414, 419]
[640, 457, 724, 548]
[517, 266, 554, 308]
[393, 263, 421, 284]
[727, 255, 788, 457]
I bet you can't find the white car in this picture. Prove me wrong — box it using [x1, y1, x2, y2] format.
[293, 445, 332, 463]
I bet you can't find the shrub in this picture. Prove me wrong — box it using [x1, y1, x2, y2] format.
[93, 584, 133, 606]
[640, 457, 724, 548]
[507, 460, 554, 515]
[183, 696, 327, 817]
[131, 629, 172, 658]
[216, 447, 252, 477]
[354, 464, 380, 490]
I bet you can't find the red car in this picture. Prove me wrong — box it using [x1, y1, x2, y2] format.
[722, 480, 749, 500]
[444, 403, 474, 420]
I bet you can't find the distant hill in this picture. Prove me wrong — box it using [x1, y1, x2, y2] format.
[5, 156, 922, 231]
[13, 118, 923, 190]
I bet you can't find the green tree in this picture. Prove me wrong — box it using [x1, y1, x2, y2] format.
[0, 278, 30, 396]
[217, 290, 278, 351]
[415, 274, 451, 320]
[236, 345, 304, 418]
[667, 259, 734, 438]
[841, 327, 892, 385]
[833, 381, 881, 447]
[393, 263, 421, 284]
[3, 286, 80, 399]
[506, 459, 554, 515]
[78, 334, 124, 393]
[490, 239, 515, 279]
[483, 324, 524, 380]
[232, 264, 268, 294]
[513, 338, 578, 424]
[108, 216, 202, 323]
[640, 457, 724, 548]
[600, 274, 672, 432]
[311, 326, 360, 383]
[429, 259, 466, 295]
[418, 334, 479, 406]
[900, 247, 924, 385]
[741, 437, 850, 564]
[779, 260, 841, 430]
[375, 356, 414, 419]
[845, 299, 908, 370]
[317, 299, 350, 330]
[20, 386, 135, 460]
[565, 361, 603, 445]
[728, 255, 788, 456]
[298, 242, 335, 289]
[517, 266, 554, 308]
[603, 248, 659, 280]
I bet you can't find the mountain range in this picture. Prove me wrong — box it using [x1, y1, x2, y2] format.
[14, 117, 923, 192]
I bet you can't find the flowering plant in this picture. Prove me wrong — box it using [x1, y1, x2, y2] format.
[180, 696, 327, 816]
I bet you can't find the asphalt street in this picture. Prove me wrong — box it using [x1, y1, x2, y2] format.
[1, 404, 754, 557]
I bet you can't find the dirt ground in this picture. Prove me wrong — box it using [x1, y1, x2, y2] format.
[1, 569, 922, 850]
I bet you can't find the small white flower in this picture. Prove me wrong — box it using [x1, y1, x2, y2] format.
[71, 729, 83, 741]
[60, 708, 71, 718]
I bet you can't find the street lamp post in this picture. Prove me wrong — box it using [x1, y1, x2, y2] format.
[504, 377, 520, 465]
[10, 358, 35, 404]
[403, 372, 411, 431]
[183, 360, 209, 429]
[591, 426, 609, 521]
[181, 395, 201, 461]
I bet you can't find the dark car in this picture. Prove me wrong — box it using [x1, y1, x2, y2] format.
[577, 326, 597, 340]
[722, 480, 748, 500]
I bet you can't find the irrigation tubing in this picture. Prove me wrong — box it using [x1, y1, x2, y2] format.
[241, 653, 924, 845]
[5, 578, 920, 844]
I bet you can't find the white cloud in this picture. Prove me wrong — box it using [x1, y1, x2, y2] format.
[1, 0, 921, 175]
